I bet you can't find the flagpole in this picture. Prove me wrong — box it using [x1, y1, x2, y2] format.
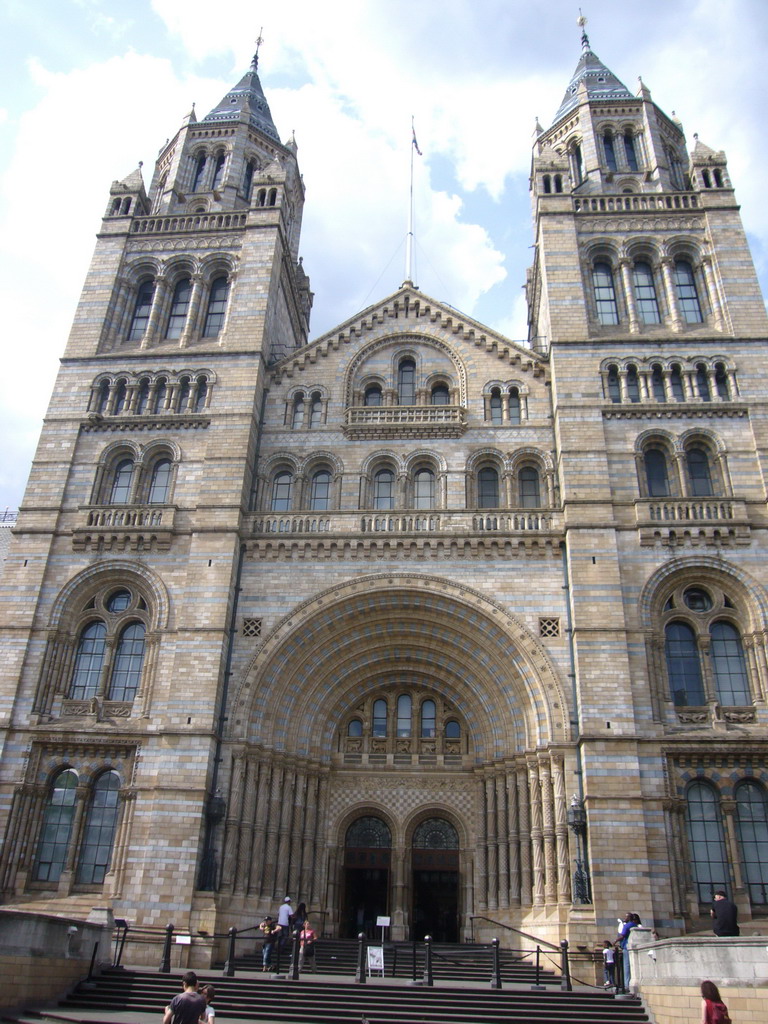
[406, 117, 415, 284]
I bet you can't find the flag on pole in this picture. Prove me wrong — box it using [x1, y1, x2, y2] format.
[411, 120, 422, 156]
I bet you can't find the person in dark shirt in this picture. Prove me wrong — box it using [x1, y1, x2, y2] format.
[163, 971, 206, 1024]
[710, 890, 739, 936]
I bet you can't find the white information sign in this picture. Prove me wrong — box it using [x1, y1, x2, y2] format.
[376, 916, 391, 927]
[367, 945, 384, 976]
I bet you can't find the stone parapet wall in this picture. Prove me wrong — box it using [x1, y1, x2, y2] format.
[0, 908, 112, 1011]
[641, 985, 767, 1024]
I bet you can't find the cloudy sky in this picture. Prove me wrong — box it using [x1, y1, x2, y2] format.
[2, 0, 767, 509]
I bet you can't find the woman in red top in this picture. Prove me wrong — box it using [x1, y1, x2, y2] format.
[701, 980, 731, 1024]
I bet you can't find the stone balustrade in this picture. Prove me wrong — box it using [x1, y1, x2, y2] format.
[573, 192, 699, 214]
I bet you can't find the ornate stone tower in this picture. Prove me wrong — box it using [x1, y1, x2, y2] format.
[526, 23, 768, 933]
[0, 53, 311, 921]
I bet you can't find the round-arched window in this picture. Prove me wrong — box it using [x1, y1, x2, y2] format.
[413, 818, 459, 849]
[346, 816, 391, 848]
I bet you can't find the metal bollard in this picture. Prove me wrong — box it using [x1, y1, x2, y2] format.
[159, 923, 174, 973]
[560, 939, 571, 991]
[355, 932, 367, 984]
[290, 929, 301, 981]
[423, 935, 433, 987]
[223, 927, 237, 977]
[490, 937, 502, 989]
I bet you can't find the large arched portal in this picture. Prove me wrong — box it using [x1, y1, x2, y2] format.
[411, 817, 459, 941]
[224, 575, 571, 939]
[342, 815, 391, 939]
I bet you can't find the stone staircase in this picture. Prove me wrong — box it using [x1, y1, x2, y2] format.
[3, 952, 651, 1024]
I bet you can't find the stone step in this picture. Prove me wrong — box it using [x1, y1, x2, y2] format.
[48, 967, 650, 1024]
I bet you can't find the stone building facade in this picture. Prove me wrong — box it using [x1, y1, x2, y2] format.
[1, 33, 767, 954]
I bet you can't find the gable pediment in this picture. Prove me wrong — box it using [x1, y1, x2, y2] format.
[270, 285, 546, 384]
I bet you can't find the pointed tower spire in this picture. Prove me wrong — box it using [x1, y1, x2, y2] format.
[202, 36, 280, 143]
[550, 19, 633, 127]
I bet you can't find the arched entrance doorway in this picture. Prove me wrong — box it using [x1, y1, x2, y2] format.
[342, 816, 391, 938]
[411, 817, 459, 942]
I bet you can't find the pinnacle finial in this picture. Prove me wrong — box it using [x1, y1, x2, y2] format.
[251, 28, 264, 71]
[577, 9, 590, 50]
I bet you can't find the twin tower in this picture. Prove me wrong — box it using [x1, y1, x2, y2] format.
[1, 31, 767, 958]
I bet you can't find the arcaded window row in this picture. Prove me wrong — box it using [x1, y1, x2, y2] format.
[89, 371, 213, 417]
[260, 451, 553, 513]
[588, 249, 720, 330]
[601, 358, 735, 405]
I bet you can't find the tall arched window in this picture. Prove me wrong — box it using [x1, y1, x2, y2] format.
[309, 470, 331, 511]
[372, 699, 387, 737]
[192, 154, 207, 191]
[714, 364, 730, 400]
[34, 770, 78, 882]
[519, 467, 541, 508]
[603, 132, 617, 172]
[686, 782, 730, 902]
[292, 394, 305, 429]
[309, 393, 323, 428]
[135, 379, 150, 414]
[364, 385, 382, 406]
[624, 131, 639, 172]
[96, 380, 110, 414]
[194, 376, 208, 412]
[76, 771, 121, 885]
[398, 359, 416, 405]
[271, 471, 293, 512]
[645, 448, 670, 497]
[153, 377, 168, 413]
[420, 699, 436, 738]
[607, 364, 621, 403]
[147, 458, 172, 504]
[571, 142, 583, 184]
[736, 782, 768, 906]
[626, 365, 640, 403]
[651, 364, 666, 402]
[373, 469, 395, 510]
[203, 277, 229, 337]
[686, 447, 713, 497]
[176, 377, 191, 412]
[478, 467, 499, 508]
[431, 384, 450, 405]
[670, 365, 685, 401]
[710, 621, 750, 705]
[108, 623, 145, 702]
[166, 278, 191, 339]
[593, 262, 619, 325]
[695, 364, 711, 402]
[110, 459, 135, 504]
[128, 280, 154, 341]
[113, 380, 127, 414]
[674, 261, 703, 323]
[508, 388, 521, 424]
[490, 389, 503, 424]
[243, 159, 255, 197]
[397, 694, 412, 736]
[665, 621, 705, 705]
[633, 262, 661, 324]
[414, 469, 435, 509]
[69, 622, 106, 700]
[211, 153, 226, 190]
